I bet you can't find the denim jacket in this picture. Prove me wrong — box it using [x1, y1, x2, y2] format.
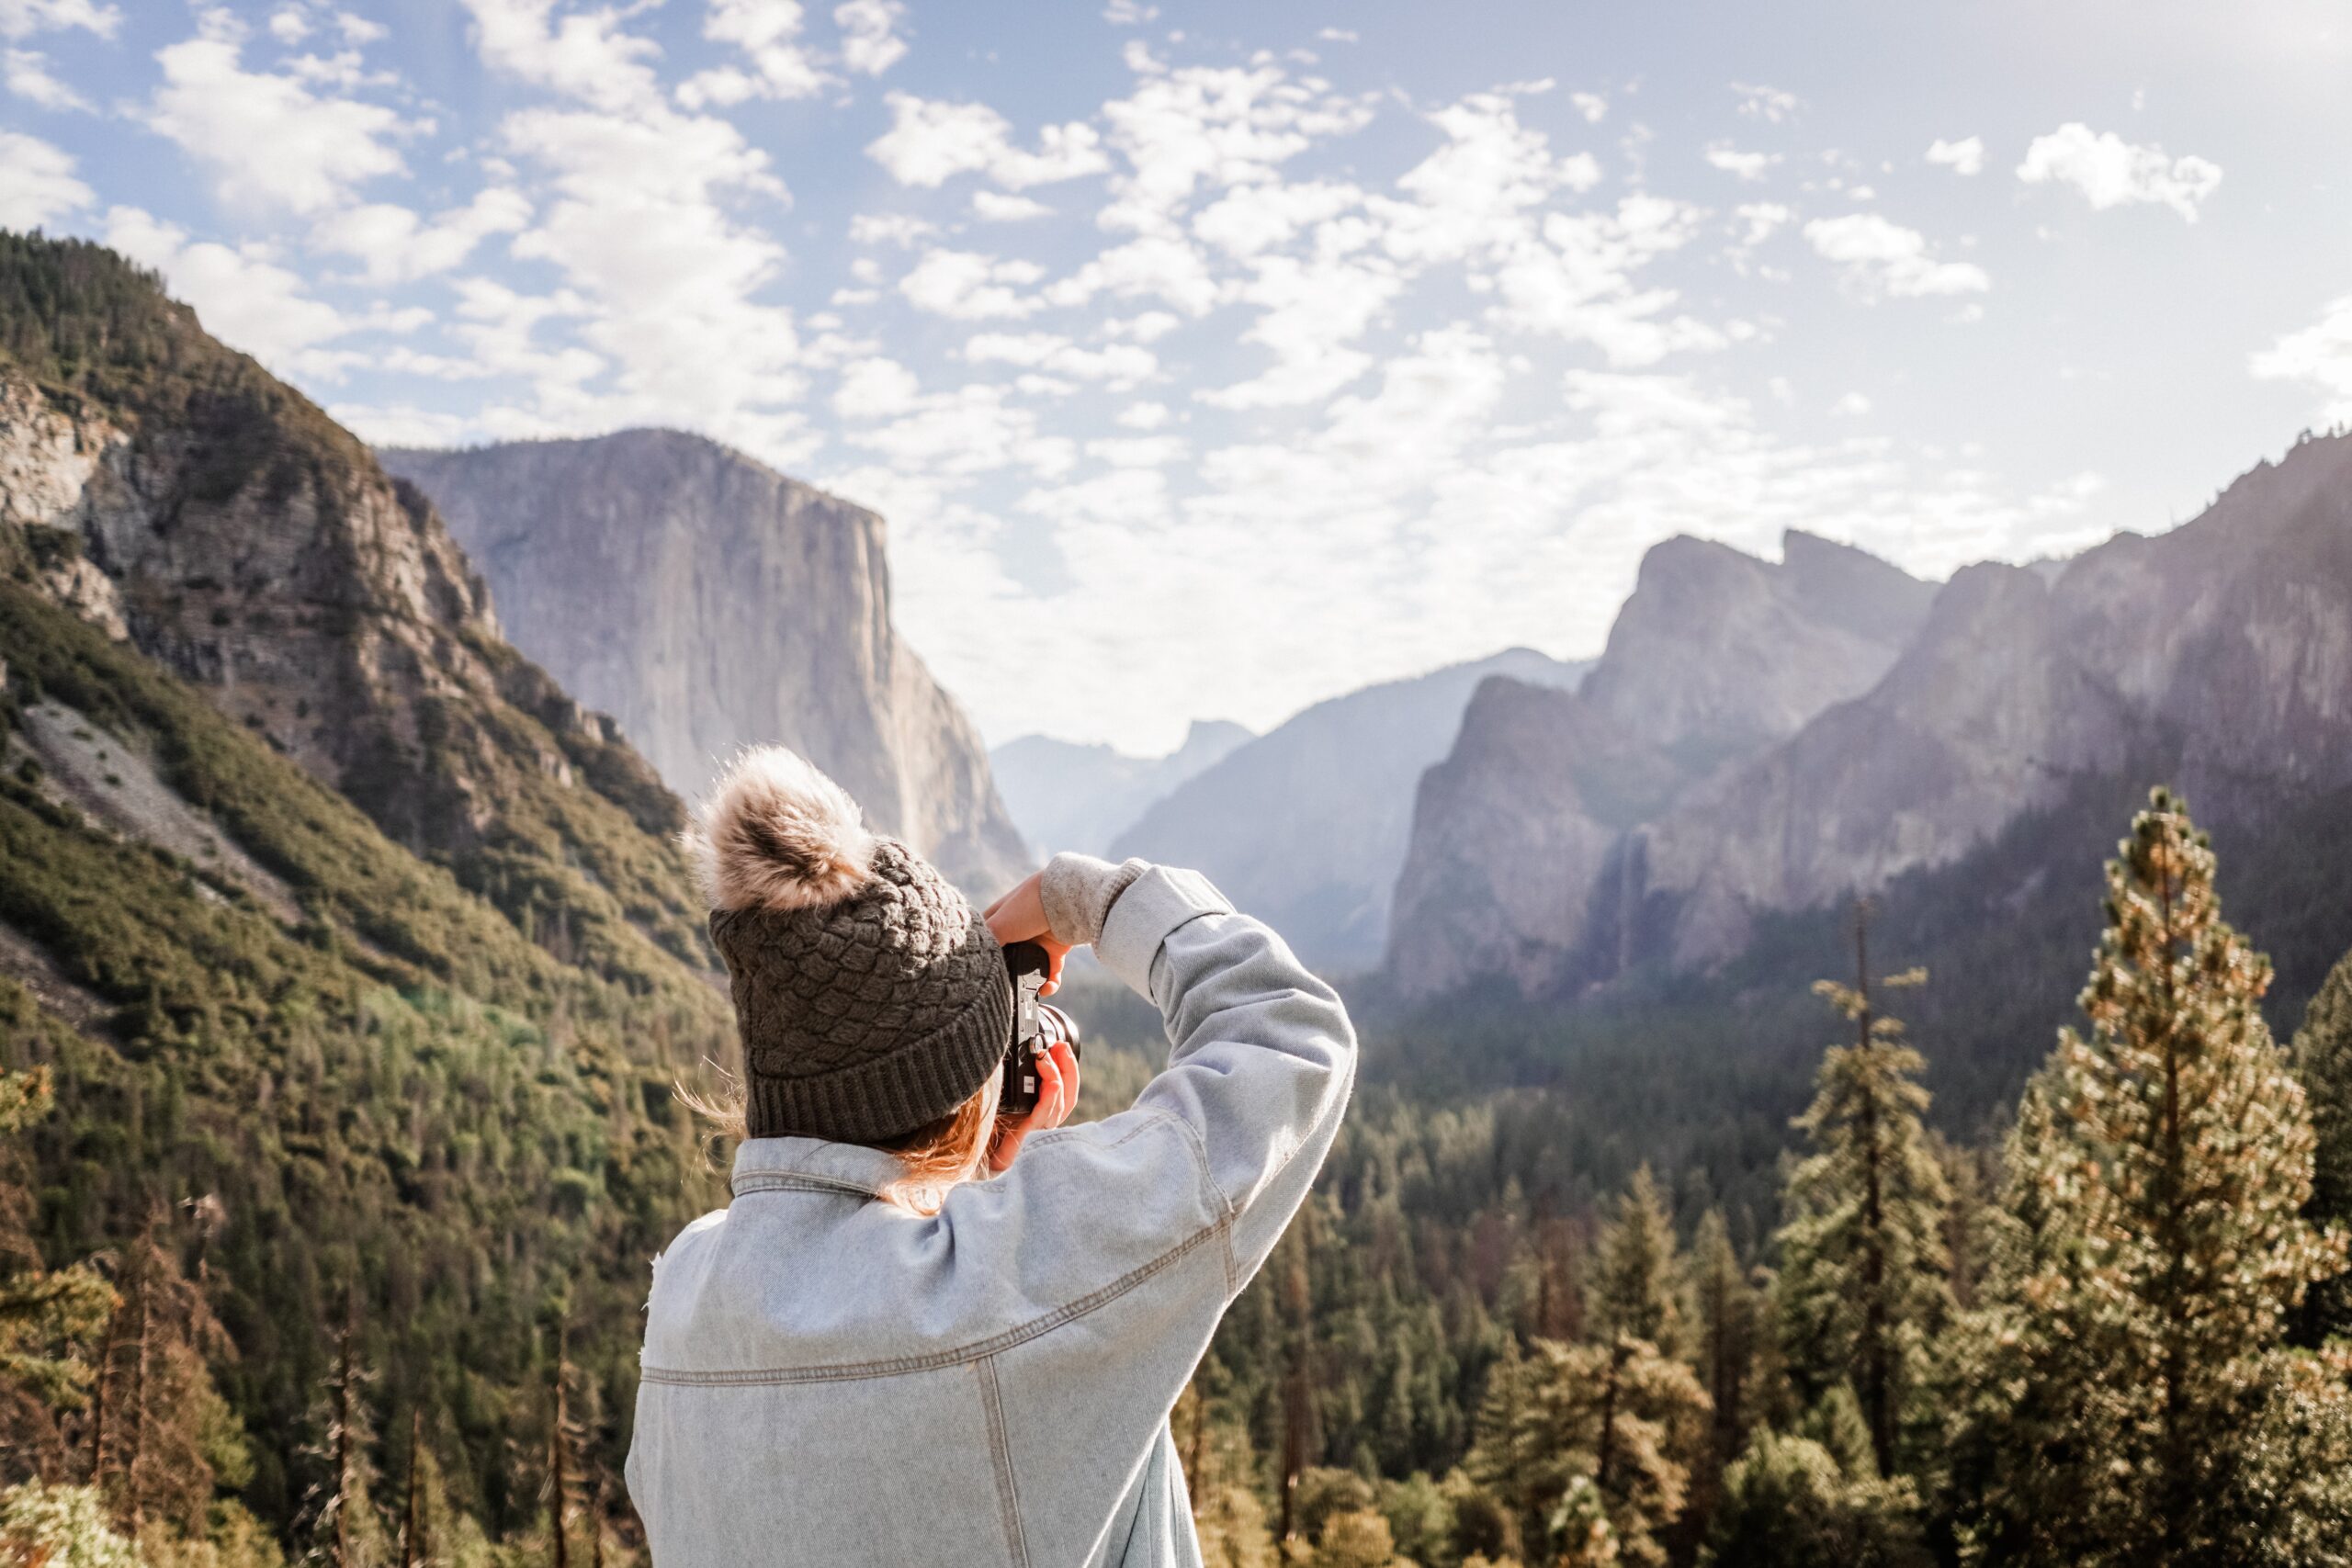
[625, 865, 1357, 1565]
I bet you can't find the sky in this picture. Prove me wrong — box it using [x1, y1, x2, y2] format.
[3, 0, 2351, 754]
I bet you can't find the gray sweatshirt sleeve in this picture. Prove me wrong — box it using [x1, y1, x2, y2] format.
[1088, 863, 1357, 1292]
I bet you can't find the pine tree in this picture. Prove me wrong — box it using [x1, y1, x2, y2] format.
[1176, 1383, 1276, 1568]
[2290, 942, 2352, 1342]
[1690, 1211, 1758, 1474]
[1935, 790, 2351, 1564]
[1773, 908, 1951, 1477]
[300, 1316, 390, 1568]
[1702, 1429, 1929, 1568]
[0, 1065, 114, 1429]
[1466, 1171, 1709, 1568]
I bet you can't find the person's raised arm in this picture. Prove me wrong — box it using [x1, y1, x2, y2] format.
[987, 853, 1356, 1290]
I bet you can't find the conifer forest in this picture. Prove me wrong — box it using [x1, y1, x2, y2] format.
[5, 4, 2352, 1560]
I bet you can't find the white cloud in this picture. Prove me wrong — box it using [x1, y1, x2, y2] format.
[1376, 88, 1599, 265]
[146, 19, 413, 214]
[267, 7, 309, 43]
[311, 187, 531, 283]
[1115, 400, 1170, 429]
[2016, 122, 2222, 222]
[1832, 391, 1872, 415]
[867, 93, 1109, 189]
[0, 129, 88, 226]
[686, 0, 828, 105]
[1316, 27, 1357, 42]
[336, 10, 387, 44]
[1805, 213, 1990, 299]
[1570, 91, 1606, 123]
[1704, 144, 1777, 181]
[971, 189, 1052, 222]
[101, 205, 408, 378]
[1733, 82, 1797, 122]
[0, 0, 116, 38]
[848, 211, 933, 246]
[1734, 202, 1792, 245]
[462, 0, 662, 110]
[4, 45, 85, 108]
[899, 248, 1047, 320]
[1046, 234, 1218, 317]
[1096, 51, 1377, 237]
[834, 0, 906, 75]
[964, 332, 1156, 388]
[2251, 296, 2352, 425]
[1197, 247, 1399, 408]
[1926, 135, 1984, 176]
[1102, 0, 1157, 23]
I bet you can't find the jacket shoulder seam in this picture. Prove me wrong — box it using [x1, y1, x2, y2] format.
[638, 1211, 1231, 1388]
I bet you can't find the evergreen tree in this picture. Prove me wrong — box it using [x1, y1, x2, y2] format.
[1700, 1429, 1928, 1568]
[1689, 1211, 1758, 1478]
[1589, 1168, 1681, 1357]
[1772, 912, 1951, 1477]
[1935, 789, 2351, 1564]
[2290, 942, 2352, 1342]
[0, 1065, 114, 1435]
[1175, 1384, 1276, 1568]
[1467, 1171, 1710, 1568]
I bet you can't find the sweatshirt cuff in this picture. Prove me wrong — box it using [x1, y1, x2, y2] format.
[1039, 852, 1150, 948]
[1094, 865, 1235, 998]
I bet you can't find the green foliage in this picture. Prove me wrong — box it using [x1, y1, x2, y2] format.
[2292, 948, 2352, 1341]
[1700, 1430, 1928, 1568]
[0, 1481, 143, 1567]
[1772, 948, 1951, 1475]
[1934, 790, 2351, 1564]
[0, 594, 729, 1546]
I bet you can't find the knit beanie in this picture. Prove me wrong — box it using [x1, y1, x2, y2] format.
[683, 747, 1012, 1144]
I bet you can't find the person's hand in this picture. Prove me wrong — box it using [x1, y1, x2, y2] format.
[983, 871, 1071, 996]
[987, 1036, 1078, 1174]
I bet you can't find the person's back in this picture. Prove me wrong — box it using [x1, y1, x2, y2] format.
[626, 748, 1355, 1565]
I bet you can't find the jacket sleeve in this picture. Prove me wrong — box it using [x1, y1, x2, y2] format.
[1087, 863, 1357, 1292]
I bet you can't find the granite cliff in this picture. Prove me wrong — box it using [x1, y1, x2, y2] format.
[1392, 433, 2352, 1000]
[380, 433, 1029, 897]
[1114, 648, 1589, 973]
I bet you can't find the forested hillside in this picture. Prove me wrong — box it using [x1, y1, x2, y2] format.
[0, 234, 732, 1560]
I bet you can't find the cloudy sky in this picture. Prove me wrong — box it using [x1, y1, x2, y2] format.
[5, 0, 2350, 752]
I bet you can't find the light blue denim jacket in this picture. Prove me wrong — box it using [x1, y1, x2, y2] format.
[624, 864, 1356, 1566]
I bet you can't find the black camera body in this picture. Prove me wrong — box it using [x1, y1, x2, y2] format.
[1001, 941, 1080, 1116]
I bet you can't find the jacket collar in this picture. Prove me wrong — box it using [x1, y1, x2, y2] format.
[729, 1135, 907, 1200]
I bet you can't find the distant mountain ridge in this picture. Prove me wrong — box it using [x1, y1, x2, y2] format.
[991, 718, 1252, 860]
[380, 431, 1030, 897]
[1113, 648, 1590, 973]
[1389, 433, 2352, 1000]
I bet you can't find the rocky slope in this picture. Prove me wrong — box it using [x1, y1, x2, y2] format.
[1113, 649, 1589, 973]
[1392, 432, 2352, 1000]
[380, 433, 1030, 897]
[991, 717, 1252, 860]
[1389, 533, 1935, 996]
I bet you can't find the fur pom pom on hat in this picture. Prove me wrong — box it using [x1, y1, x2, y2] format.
[684, 747, 879, 914]
[684, 746, 1010, 1145]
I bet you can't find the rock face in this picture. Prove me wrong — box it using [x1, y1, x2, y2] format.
[1390, 432, 2352, 1000]
[380, 433, 1029, 897]
[1113, 649, 1589, 974]
[1389, 531, 1937, 997]
[0, 233, 711, 969]
[991, 718, 1252, 860]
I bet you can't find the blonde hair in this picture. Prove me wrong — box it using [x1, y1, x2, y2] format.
[677, 1066, 1001, 1217]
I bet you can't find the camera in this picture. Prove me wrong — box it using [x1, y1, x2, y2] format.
[1001, 941, 1081, 1116]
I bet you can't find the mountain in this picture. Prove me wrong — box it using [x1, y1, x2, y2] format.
[990, 717, 1252, 860]
[0, 234, 707, 981]
[1391, 432, 2352, 1000]
[1390, 532, 1938, 997]
[0, 231, 729, 1545]
[379, 433, 1030, 897]
[1112, 649, 1589, 974]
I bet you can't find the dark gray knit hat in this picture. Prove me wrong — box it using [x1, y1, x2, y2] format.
[685, 747, 1011, 1144]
